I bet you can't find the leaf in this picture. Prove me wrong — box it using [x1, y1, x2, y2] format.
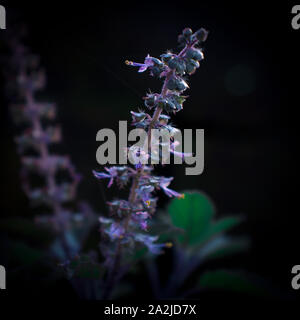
[168, 191, 216, 244]
[198, 269, 267, 297]
[147, 212, 185, 243]
[208, 216, 243, 237]
[197, 236, 250, 260]
[168, 192, 244, 246]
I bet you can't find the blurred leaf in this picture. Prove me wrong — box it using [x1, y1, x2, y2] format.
[198, 269, 267, 297]
[168, 192, 243, 246]
[208, 216, 243, 238]
[168, 192, 215, 244]
[148, 212, 185, 243]
[196, 235, 250, 260]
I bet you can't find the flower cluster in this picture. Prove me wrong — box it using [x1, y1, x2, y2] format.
[94, 28, 208, 264]
[5, 34, 95, 258]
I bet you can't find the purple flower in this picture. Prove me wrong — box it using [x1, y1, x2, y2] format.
[159, 177, 184, 199]
[170, 141, 193, 159]
[137, 185, 154, 206]
[140, 221, 148, 231]
[125, 54, 154, 72]
[135, 211, 149, 230]
[105, 222, 125, 240]
[136, 211, 149, 217]
[99, 216, 113, 224]
[135, 162, 143, 170]
[93, 167, 118, 187]
[134, 234, 171, 254]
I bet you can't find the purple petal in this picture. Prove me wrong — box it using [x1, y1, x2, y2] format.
[93, 170, 111, 179]
[107, 177, 114, 188]
[162, 186, 183, 198]
[171, 150, 193, 159]
[138, 65, 148, 72]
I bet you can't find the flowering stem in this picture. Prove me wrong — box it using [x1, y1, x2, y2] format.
[101, 66, 174, 300]
[97, 27, 208, 299]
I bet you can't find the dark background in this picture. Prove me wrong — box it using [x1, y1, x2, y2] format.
[0, 0, 298, 303]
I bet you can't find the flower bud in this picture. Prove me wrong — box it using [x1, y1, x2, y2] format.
[151, 66, 162, 77]
[164, 99, 176, 112]
[167, 77, 189, 92]
[185, 59, 200, 74]
[176, 79, 189, 92]
[182, 28, 193, 37]
[168, 58, 178, 70]
[131, 111, 146, 122]
[185, 48, 204, 61]
[168, 58, 186, 75]
[160, 53, 173, 63]
[166, 77, 177, 90]
[144, 94, 156, 109]
[194, 28, 209, 42]
[159, 114, 170, 124]
[151, 57, 164, 67]
[157, 97, 168, 109]
[178, 34, 186, 45]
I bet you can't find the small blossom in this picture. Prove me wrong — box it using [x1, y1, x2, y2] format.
[135, 162, 143, 170]
[170, 141, 193, 159]
[137, 185, 154, 204]
[99, 216, 113, 224]
[93, 167, 118, 187]
[159, 177, 184, 198]
[136, 211, 149, 217]
[105, 222, 125, 240]
[128, 146, 149, 166]
[130, 111, 147, 124]
[134, 234, 172, 254]
[140, 221, 148, 230]
[125, 54, 154, 73]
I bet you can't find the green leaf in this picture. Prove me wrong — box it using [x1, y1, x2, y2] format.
[167, 192, 244, 246]
[168, 192, 216, 244]
[197, 216, 244, 246]
[209, 216, 243, 235]
[198, 270, 267, 297]
[197, 236, 250, 260]
[147, 212, 185, 243]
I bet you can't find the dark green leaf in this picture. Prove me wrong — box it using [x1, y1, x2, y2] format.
[196, 236, 249, 260]
[168, 192, 215, 244]
[168, 192, 244, 246]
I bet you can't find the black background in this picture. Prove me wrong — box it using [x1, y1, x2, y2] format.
[0, 0, 298, 305]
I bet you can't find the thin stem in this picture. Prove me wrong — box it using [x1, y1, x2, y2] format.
[26, 86, 72, 259]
